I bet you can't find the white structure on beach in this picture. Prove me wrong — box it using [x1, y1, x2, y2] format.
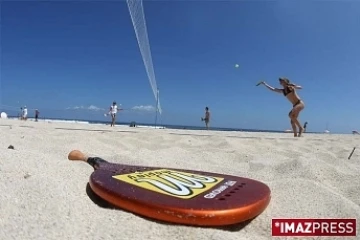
[0, 112, 8, 119]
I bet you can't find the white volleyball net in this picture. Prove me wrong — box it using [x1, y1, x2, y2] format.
[126, 0, 162, 114]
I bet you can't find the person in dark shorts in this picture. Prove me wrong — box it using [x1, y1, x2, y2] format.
[35, 109, 40, 122]
[303, 121, 308, 132]
[201, 107, 211, 130]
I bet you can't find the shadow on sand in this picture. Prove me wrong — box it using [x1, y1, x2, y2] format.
[85, 183, 254, 232]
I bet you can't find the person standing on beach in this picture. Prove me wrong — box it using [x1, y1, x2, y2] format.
[201, 107, 211, 130]
[23, 106, 28, 121]
[303, 121, 308, 132]
[35, 109, 40, 122]
[109, 101, 122, 127]
[259, 77, 305, 137]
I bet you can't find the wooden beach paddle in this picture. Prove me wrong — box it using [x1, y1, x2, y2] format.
[68, 150, 271, 226]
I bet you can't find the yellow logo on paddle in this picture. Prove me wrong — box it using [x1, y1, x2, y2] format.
[112, 169, 224, 199]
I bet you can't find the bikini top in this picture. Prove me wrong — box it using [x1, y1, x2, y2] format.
[283, 86, 294, 96]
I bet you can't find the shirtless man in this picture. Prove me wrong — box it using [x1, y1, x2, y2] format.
[35, 109, 40, 122]
[259, 77, 305, 137]
[201, 107, 211, 130]
[303, 121, 308, 132]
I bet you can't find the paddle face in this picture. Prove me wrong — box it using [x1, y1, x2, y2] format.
[85, 156, 271, 226]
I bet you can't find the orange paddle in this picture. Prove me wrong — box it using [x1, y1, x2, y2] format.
[68, 150, 271, 226]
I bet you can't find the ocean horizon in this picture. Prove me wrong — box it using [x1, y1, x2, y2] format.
[3, 115, 337, 135]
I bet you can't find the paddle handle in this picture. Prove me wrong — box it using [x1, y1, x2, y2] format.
[68, 150, 107, 169]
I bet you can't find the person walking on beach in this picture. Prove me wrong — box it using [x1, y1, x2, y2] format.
[259, 77, 305, 137]
[109, 101, 121, 127]
[35, 109, 40, 122]
[23, 106, 28, 121]
[303, 121, 308, 132]
[201, 107, 211, 130]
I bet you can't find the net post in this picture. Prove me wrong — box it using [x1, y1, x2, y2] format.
[155, 88, 159, 128]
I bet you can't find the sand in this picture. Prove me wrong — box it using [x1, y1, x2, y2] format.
[0, 118, 359, 240]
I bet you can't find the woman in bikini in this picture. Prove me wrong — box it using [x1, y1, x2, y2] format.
[259, 77, 305, 137]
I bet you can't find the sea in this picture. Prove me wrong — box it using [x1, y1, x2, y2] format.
[4, 115, 326, 134]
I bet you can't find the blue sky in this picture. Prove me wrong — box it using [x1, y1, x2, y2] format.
[1, 1, 359, 133]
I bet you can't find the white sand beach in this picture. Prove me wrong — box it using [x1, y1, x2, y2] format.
[0, 118, 359, 240]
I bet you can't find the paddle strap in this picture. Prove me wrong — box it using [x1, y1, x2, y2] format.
[87, 157, 108, 169]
